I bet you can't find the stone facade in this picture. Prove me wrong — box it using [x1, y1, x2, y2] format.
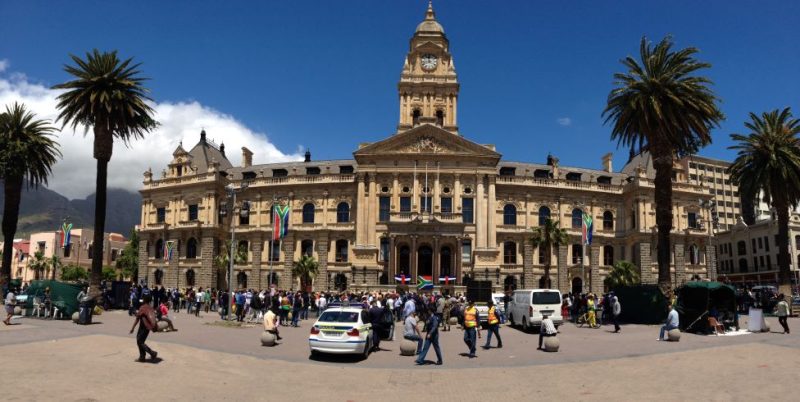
[137, 4, 717, 294]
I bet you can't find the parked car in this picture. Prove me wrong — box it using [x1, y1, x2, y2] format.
[309, 306, 373, 358]
[507, 289, 563, 332]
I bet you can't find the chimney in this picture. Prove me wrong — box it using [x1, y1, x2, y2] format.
[602, 153, 613, 172]
[304, 149, 311, 163]
[200, 129, 206, 143]
[241, 147, 253, 168]
[219, 142, 225, 157]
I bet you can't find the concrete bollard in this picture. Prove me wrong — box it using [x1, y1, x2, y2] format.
[543, 336, 560, 352]
[400, 339, 417, 356]
[14, 306, 22, 316]
[448, 317, 458, 326]
[667, 329, 681, 342]
[261, 331, 277, 347]
[156, 320, 170, 332]
[72, 312, 80, 323]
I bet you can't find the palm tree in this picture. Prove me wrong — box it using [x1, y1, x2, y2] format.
[530, 218, 569, 289]
[0, 103, 61, 288]
[28, 251, 49, 281]
[50, 255, 61, 280]
[603, 36, 723, 293]
[214, 240, 248, 289]
[53, 50, 158, 295]
[292, 255, 319, 290]
[604, 260, 641, 290]
[729, 108, 800, 297]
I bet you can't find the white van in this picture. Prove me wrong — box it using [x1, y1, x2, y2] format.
[507, 289, 563, 331]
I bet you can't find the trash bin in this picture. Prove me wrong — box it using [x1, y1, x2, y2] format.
[78, 298, 95, 325]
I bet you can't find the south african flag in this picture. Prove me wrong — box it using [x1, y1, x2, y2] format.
[273, 204, 290, 241]
[417, 275, 433, 290]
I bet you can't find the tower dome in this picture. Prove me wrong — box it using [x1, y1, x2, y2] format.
[415, 1, 444, 33]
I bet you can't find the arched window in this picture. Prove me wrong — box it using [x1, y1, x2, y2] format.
[412, 109, 421, 126]
[398, 245, 411, 275]
[440, 246, 452, 277]
[186, 238, 198, 259]
[572, 208, 583, 229]
[186, 269, 196, 286]
[603, 211, 613, 230]
[154, 239, 163, 259]
[436, 109, 444, 126]
[603, 245, 614, 266]
[538, 206, 551, 226]
[737, 241, 747, 256]
[688, 244, 699, 265]
[336, 202, 350, 223]
[302, 203, 315, 223]
[738, 258, 748, 273]
[503, 241, 517, 264]
[154, 269, 163, 285]
[795, 235, 800, 250]
[237, 271, 248, 289]
[335, 239, 348, 262]
[572, 244, 582, 264]
[334, 273, 348, 291]
[503, 204, 517, 225]
[301, 239, 313, 257]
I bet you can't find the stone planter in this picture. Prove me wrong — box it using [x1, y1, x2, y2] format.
[667, 329, 681, 342]
[400, 339, 417, 356]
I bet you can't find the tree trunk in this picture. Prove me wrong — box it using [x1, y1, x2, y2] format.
[543, 243, 552, 289]
[90, 126, 114, 298]
[1, 176, 23, 288]
[652, 152, 674, 294]
[774, 198, 793, 298]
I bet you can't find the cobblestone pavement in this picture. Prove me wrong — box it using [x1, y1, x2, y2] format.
[1, 311, 798, 401]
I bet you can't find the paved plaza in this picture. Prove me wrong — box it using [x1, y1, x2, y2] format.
[1, 311, 798, 401]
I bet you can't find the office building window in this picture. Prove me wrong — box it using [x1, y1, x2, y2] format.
[156, 207, 166, 223]
[379, 196, 390, 222]
[188, 204, 198, 221]
[461, 240, 472, 263]
[441, 197, 452, 214]
[400, 197, 411, 213]
[462, 198, 474, 224]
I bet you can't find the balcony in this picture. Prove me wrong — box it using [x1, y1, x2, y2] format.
[247, 173, 355, 187]
[496, 176, 623, 194]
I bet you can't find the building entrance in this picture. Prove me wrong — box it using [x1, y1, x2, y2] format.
[418, 245, 433, 277]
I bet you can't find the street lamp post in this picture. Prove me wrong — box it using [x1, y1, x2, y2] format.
[225, 182, 249, 321]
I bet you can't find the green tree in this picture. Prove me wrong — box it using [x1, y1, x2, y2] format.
[102, 266, 118, 281]
[28, 250, 49, 281]
[61, 265, 89, 282]
[214, 240, 247, 289]
[116, 229, 139, 280]
[50, 255, 61, 281]
[604, 260, 641, 290]
[0, 103, 61, 288]
[530, 218, 569, 289]
[53, 50, 158, 295]
[603, 36, 723, 293]
[292, 255, 319, 290]
[729, 108, 800, 297]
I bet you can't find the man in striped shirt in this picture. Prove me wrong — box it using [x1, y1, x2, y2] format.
[537, 313, 558, 350]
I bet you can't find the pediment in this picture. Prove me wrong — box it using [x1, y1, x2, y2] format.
[354, 124, 501, 163]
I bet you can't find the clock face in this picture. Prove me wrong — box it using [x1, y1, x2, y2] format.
[421, 54, 438, 70]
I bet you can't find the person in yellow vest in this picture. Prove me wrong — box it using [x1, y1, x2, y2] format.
[463, 300, 478, 358]
[587, 295, 598, 328]
[483, 300, 503, 349]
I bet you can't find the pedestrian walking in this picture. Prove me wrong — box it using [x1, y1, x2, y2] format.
[483, 300, 502, 349]
[368, 300, 385, 351]
[463, 300, 478, 358]
[416, 308, 443, 365]
[776, 294, 791, 334]
[611, 293, 621, 333]
[129, 294, 158, 362]
[291, 292, 303, 327]
[235, 290, 245, 322]
[4, 288, 16, 325]
[587, 295, 598, 328]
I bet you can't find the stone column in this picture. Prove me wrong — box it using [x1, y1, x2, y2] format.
[705, 244, 717, 281]
[392, 174, 399, 215]
[590, 245, 601, 294]
[557, 245, 569, 293]
[433, 236, 440, 283]
[355, 174, 366, 246]
[674, 243, 686, 287]
[454, 174, 461, 218]
[433, 168, 440, 213]
[389, 235, 397, 277]
[455, 238, 463, 284]
[201, 235, 215, 289]
[487, 176, 496, 248]
[638, 242, 655, 285]
[281, 236, 295, 290]
[138, 239, 149, 285]
[169, 237, 180, 289]
[317, 238, 329, 291]
[251, 238, 262, 289]
[410, 235, 418, 281]
[522, 241, 534, 289]
[367, 174, 377, 246]
[476, 175, 486, 248]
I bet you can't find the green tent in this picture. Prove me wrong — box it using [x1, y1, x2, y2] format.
[676, 281, 737, 333]
[21, 280, 83, 318]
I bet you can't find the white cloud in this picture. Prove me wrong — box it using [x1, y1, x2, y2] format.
[557, 117, 572, 126]
[0, 67, 303, 199]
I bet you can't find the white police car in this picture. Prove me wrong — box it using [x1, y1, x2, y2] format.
[309, 306, 373, 358]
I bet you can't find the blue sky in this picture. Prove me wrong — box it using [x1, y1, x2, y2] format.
[2, 0, 799, 181]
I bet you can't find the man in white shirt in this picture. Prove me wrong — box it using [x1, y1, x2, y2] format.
[403, 297, 416, 320]
[403, 311, 422, 354]
[194, 289, 204, 317]
[659, 304, 680, 340]
[537, 314, 558, 350]
[316, 294, 327, 317]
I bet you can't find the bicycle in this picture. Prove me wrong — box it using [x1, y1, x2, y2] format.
[576, 311, 600, 328]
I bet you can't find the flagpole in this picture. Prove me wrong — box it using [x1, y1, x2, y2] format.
[268, 196, 276, 289]
[413, 160, 417, 212]
[424, 162, 429, 215]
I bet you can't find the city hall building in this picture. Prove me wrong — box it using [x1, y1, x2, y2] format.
[137, 4, 717, 294]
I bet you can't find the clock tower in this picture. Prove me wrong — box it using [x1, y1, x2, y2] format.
[397, 1, 459, 134]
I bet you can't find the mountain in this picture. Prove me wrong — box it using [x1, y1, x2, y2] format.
[0, 184, 141, 240]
